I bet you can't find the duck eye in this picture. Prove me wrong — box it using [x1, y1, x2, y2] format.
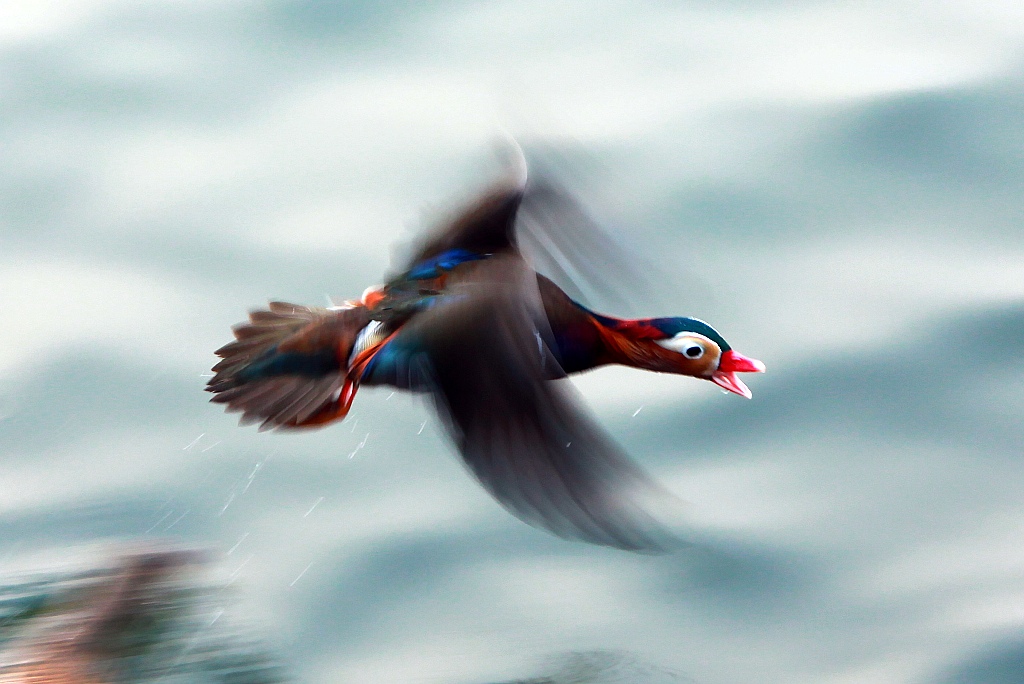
[683, 344, 703, 359]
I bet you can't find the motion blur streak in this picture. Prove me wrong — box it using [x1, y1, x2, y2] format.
[0, 548, 286, 683]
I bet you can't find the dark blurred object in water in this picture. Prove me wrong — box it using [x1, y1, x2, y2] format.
[0, 548, 287, 683]
[208, 149, 764, 552]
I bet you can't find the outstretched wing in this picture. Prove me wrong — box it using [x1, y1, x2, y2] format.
[402, 256, 679, 552]
[207, 302, 370, 430]
[389, 179, 525, 281]
[390, 152, 657, 317]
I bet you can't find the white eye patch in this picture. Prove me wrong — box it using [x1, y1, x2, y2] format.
[656, 333, 713, 360]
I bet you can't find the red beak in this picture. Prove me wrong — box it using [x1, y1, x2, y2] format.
[711, 350, 766, 399]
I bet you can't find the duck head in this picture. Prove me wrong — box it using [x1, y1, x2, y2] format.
[654, 318, 766, 398]
[649, 317, 765, 398]
[593, 314, 765, 398]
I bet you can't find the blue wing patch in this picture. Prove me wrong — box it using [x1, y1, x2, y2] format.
[405, 249, 490, 280]
[360, 336, 433, 392]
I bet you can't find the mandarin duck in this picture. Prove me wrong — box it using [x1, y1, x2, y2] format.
[207, 165, 764, 551]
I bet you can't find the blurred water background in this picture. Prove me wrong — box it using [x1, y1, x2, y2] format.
[1, 2, 1023, 682]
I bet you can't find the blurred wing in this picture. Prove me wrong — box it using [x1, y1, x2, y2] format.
[517, 177, 660, 315]
[207, 302, 369, 430]
[391, 154, 658, 315]
[390, 179, 525, 279]
[408, 257, 678, 552]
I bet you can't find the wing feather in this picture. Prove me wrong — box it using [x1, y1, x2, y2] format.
[391, 181, 525, 279]
[206, 303, 369, 429]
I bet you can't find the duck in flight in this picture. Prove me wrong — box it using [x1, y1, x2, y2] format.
[207, 164, 764, 552]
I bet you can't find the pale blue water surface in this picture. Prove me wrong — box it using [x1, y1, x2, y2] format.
[1, 2, 1023, 682]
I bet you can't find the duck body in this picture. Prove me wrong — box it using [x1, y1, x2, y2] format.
[208, 173, 763, 551]
[360, 267, 606, 389]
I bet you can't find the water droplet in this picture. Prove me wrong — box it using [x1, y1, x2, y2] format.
[228, 554, 254, 583]
[144, 510, 174, 534]
[290, 561, 314, 587]
[348, 433, 370, 459]
[226, 532, 249, 555]
[303, 497, 324, 517]
[219, 492, 236, 516]
[164, 509, 190, 531]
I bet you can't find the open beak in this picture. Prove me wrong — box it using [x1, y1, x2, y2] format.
[711, 350, 766, 399]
